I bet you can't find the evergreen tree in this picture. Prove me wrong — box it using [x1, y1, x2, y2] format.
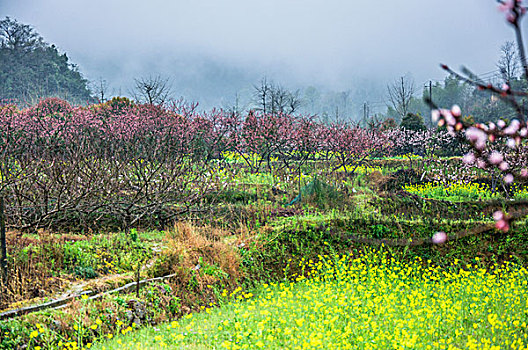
[0, 17, 93, 105]
[400, 112, 426, 131]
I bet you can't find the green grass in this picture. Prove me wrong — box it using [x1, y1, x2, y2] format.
[93, 249, 528, 350]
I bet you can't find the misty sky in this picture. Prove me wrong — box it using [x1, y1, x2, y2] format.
[0, 0, 520, 109]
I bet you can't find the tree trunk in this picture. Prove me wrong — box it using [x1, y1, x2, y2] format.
[0, 196, 7, 287]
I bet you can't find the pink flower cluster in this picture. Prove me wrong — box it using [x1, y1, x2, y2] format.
[432, 231, 447, 244]
[493, 211, 510, 232]
[0, 98, 398, 174]
[432, 103, 528, 187]
[498, 0, 526, 23]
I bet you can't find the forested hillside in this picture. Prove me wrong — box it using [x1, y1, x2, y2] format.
[0, 17, 92, 105]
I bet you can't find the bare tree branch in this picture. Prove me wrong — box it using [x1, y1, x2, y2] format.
[497, 41, 520, 83]
[387, 75, 415, 122]
[132, 75, 172, 105]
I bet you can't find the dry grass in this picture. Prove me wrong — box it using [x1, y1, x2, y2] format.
[148, 222, 241, 305]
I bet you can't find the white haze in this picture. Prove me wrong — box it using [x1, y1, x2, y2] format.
[0, 0, 520, 113]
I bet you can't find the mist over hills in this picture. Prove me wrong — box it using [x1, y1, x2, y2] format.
[0, 0, 515, 120]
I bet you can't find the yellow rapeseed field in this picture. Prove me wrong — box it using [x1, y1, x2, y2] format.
[403, 182, 502, 201]
[90, 248, 528, 350]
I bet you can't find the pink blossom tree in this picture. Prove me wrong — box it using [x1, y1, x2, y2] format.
[428, 0, 528, 233]
[323, 121, 394, 175]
